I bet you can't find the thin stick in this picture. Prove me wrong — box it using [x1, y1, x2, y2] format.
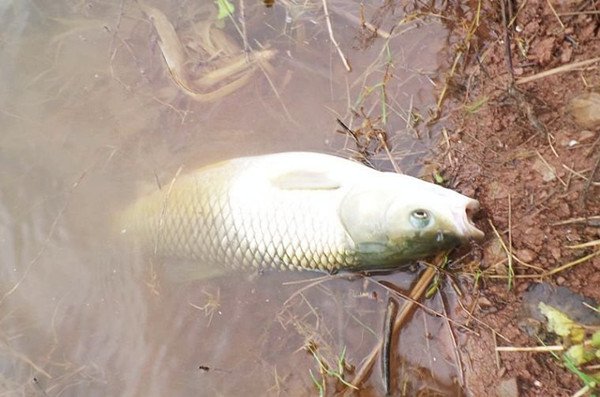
[373, 278, 475, 334]
[507, 194, 514, 290]
[282, 274, 349, 306]
[544, 249, 600, 277]
[488, 220, 528, 283]
[333, 7, 391, 39]
[2, 345, 52, 379]
[500, 0, 515, 81]
[346, 265, 438, 391]
[516, 57, 600, 85]
[379, 132, 403, 174]
[493, 331, 501, 369]
[0, 169, 88, 306]
[581, 152, 600, 205]
[566, 240, 600, 249]
[559, 10, 600, 16]
[487, 249, 600, 279]
[572, 385, 591, 397]
[441, 295, 464, 386]
[156, 165, 184, 254]
[536, 150, 567, 186]
[552, 215, 600, 226]
[561, 164, 600, 186]
[456, 297, 511, 343]
[238, 0, 250, 54]
[496, 345, 564, 352]
[545, 0, 565, 29]
[322, 0, 351, 72]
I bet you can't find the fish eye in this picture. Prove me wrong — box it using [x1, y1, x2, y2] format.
[410, 209, 431, 228]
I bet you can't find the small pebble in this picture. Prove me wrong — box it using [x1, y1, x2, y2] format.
[550, 247, 562, 261]
[516, 248, 536, 263]
[497, 377, 519, 397]
[568, 92, 600, 129]
[578, 130, 596, 142]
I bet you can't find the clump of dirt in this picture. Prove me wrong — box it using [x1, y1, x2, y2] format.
[435, 0, 600, 395]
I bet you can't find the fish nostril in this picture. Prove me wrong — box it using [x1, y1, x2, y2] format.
[465, 207, 476, 225]
[436, 231, 444, 243]
[465, 200, 480, 225]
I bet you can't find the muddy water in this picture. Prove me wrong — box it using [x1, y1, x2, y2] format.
[0, 1, 461, 396]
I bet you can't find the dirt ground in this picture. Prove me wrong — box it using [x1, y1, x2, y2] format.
[429, 0, 600, 395]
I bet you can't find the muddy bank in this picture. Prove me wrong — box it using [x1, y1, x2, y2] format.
[432, 0, 600, 394]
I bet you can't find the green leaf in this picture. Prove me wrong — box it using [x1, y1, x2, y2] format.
[566, 344, 597, 366]
[566, 344, 586, 365]
[215, 0, 235, 19]
[433, 170, 445, 184]
[592, 330, 600, 348]
[465, 96, 488, 113]
[538, 302, 585, 343]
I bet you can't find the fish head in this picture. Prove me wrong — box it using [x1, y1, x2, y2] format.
[340, 173, 484, 269]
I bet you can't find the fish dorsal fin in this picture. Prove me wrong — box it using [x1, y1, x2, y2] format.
[270, 171, 341, 190]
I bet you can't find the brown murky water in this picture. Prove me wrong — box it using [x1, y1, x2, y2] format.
[0, 1, 462, 395]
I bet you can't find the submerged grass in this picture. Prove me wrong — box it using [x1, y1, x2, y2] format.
[307, 343, 358, 391]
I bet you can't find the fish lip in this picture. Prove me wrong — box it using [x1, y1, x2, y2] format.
[459, 199, 485, 240]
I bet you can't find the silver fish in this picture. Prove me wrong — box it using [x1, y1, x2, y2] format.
[120, 152, 483, 276]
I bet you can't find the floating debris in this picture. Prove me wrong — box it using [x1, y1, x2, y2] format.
[139, 3, 275, 102]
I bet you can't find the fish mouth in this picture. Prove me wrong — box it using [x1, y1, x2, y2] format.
[457, 199, 485, 240]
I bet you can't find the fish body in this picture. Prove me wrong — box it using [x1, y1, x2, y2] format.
[121, 152, 483, 276]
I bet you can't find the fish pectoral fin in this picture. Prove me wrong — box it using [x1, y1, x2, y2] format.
[270, 171, 341, 190]
[356, 242, 388, 254]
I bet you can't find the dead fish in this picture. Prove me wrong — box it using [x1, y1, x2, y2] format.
[120, 152, 483, 277]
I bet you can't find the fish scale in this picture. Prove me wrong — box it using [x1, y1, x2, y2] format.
[124, 166, 357, 274]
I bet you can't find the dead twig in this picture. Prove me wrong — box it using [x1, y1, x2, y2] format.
[545, 0, 565, 29]
[440, 294, 464, 386]
[535, 150, 567, 186]
[333, 7, 391, 39]
[552, 215, 600, 226]
[282, 273, 349, 307]
[455, 297, 511, 343]
[346, 264, 438, 392]
[496, 345, 564, 352]
[321, 0, 351, 72]
[559, 10, 600, 16]
[543, 249, 600, 277]
[486, 249, 600, 279]
[0, 169, 89, 306]
[500, 0, 515, 82]
[581, 151, 600, 205]
[516, 57, 600, 85]
[561, 164, 600, 187]
[507, 194, 514, 290]
[566, 240, 600, 249]
[493, 331, 501, 369]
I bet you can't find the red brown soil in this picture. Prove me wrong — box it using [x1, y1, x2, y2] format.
[436, 1, 600, 396]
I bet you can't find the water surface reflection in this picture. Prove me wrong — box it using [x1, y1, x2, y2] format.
[0, 0, 462, 395]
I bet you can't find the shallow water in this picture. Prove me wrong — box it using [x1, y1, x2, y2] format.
[0, 1, 462, 395]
